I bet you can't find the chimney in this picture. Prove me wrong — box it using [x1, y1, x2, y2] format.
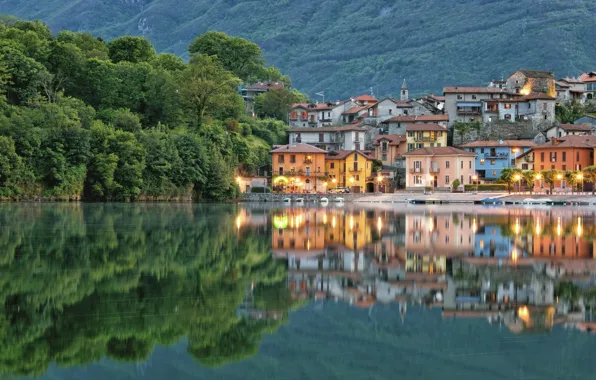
[499, 139, 504, 145]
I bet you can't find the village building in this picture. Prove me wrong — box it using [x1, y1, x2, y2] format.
[443, 86, 511, 127]
[406, 124, 448, 152]
[461, 140, 535, 181]
[289, 101, 358, 129]
[270, 144, 328, 193]
[325, 150, 375, 193]
[372, 134, 407, 167]
[241, 81, 284, 114]
[544, 123, 594, 139]
[574, 115, 596, 126]
[288, 124, 371, 151]
[481, 93, 556, 124]
[403, 147, 476, 190]
[506, 70, 556, 97]
[412, 93, 445, 114]
[555, 77, 586, 104]
[579, 71, 596, 100]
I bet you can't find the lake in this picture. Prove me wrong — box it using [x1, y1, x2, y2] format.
[2, 203, 596, 380]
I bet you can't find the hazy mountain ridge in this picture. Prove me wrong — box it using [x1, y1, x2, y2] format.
[3, 0, 596, 98]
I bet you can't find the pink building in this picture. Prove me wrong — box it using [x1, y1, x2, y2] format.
[404, 147, 476, 190]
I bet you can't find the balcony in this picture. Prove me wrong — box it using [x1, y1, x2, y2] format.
[272, 171, 328, 177]
[320, 118, 333, 123]
[524, 155, 534, 163]
[349, 168, 362, 173]
[485, 108, 498, 113]
[308, 119, 317, 124]
[484, 152, 509, 159]
[414, 137, 437, 142]
[429, 167, 440, 174]
[457, 110, 482, 116]
[409, 168, 424, 174]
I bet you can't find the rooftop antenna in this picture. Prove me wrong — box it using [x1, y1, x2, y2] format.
[315, 91, 325, 103]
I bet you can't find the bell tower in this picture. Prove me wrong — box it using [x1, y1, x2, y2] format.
[401, 79, 408, 101]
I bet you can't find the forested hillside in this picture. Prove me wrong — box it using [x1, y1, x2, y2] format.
[0, 19, 293, 201]
[2, 0, 596, 98]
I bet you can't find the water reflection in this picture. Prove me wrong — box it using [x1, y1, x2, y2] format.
[3, 204, 596, 379]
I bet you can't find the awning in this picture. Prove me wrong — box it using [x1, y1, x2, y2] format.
[457, 102, 482, 107]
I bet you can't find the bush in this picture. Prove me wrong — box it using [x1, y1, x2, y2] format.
[250, 186, 271, 193]
[464, 184, 508, 192]
[451, 179, 461, 190]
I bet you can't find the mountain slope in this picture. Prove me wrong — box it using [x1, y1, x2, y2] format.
[3, 0, 596, 98]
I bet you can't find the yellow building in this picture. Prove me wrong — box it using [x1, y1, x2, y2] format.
[406, 124, 448, 152]
[271, 143, 327, 193]
[325, 150, 375, 193]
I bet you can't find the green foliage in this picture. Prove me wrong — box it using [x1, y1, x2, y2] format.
[463, 183, 508, 192]
[540, 169, 560, 193]
[0, 21, 293, 201]
[555, 102, 585, 124]
[497, 167, 522, 193]
[254, 88, 302, 121]
[451, 178, 460, 190]
[555, 282, 582, 304]
[582, 166, 596, 195]
[0, 204, 297, 376]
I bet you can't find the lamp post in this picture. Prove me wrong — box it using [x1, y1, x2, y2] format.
[323, 181, 328, 194]
[513, 174, 521, 194]
[535, 173, 542, 194]
[556, 173, 563, 193]
[472, 175, 478, 193]
[349, 177, 355, 192]
[377, 175, 384, 194]
[236, 176, 242, 193]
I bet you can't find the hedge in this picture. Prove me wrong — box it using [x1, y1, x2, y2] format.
[250, 187, 272, 193]
[464, 184, 508, 192]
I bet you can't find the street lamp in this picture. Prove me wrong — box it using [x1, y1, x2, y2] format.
[349, 177, 355, 192]
[556, 173, 563, 192]
[513, 174, 521, 194]
[472, 175, 478, 193]
[377, 175, 383, 193]
[236, 176, 242, 192]
[323, 181, 328, 194]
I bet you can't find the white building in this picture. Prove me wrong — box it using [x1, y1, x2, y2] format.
[288, 125, 371, 151]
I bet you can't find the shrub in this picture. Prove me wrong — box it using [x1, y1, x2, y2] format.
[451, 179, 461, 190]
[464, 184, 508, 192]
[250, 186, 271, 193]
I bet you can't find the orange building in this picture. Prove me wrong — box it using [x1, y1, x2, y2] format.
[531, 136, 596, 190]
[271, 144, 327, 193]
[372, 134, 407, 167]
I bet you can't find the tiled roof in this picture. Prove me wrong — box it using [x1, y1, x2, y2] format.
[580, 72, 596, 83]
[483, 93, 555, 102]
[560, 77, 585, 84]
[558, 123, 593, 132]
[461, 140, 536, 148]
[534, 135, 596, 149]
[289, 125, 368, 133]
[270, 143, 328, 154]
[353, 94, 378, 102]
[292, 103, 335, 111]
[521, 93, 556, 101]
[383, 114, 449, 123]
[325, 150, 374, 160]
[555, 81, 571, 88]
[245, 81, 284, 90]
[403, 147, 476, 156]
[373, 134, 406, 146]
[514, 70, 554, 79]
[342, 106, 367, 115]
[405, 124, 447, 132]
[443, 86, 507, 94]
[390, 99, 413, 107]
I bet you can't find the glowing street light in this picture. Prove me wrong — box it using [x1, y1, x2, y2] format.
[513, 174, 522, 193]
[472, 175, 478, 193]
[577, 173, 584, 194]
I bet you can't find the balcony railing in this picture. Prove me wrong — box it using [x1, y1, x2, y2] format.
[414, 137, 437, 142]
[304, 159, 313, 164]
[485, 108, 498, 113]
[484, 152, 508, 159]
[409, 168, 423, 174]
[320, 118, 332, 123]
[349, 168, 362, 173]
[457, 110, 482, 116]
[272, 171, 328, 177]
[429, 167, 440, 174]
[524, 155, 534, 163]
[308, 119, 317, 124]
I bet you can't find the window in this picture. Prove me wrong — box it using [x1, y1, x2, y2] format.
[408, 143, 414, 151]
[445, 175, 450, 185]
[460, 175, 464, 184]
[408, 131, 414, 137]
[389, 109, 393, 115]
[354, 153, 358, 161]
[469, 160, 472, 169]
[550, 152, 556, 162]
[460, 161, 463, 169]
[382, 153, 387, 160]
[446, 161, 450, 169]
[504, 103, 511, 109]
[382, 142, 388, 152]
[551, 165, 555, 169]
[480, 158, 485, 165]
[492, 170, 497, 176]
[469, 175, 472, 184]
[279, 167, 284, 175]
[414, 175, 423, 185]
[562, 152, 566, 162]
[278, 155, 285, 163]
[522, 163, 528, 170]
[437, 143, 442, 147]
[457, 95, 463, 100]
[504, 114, 512, 120]
[562, 165, 566, 170]
[290, 155, 296, 163]
[540, 152, 545, 161]
[491, 159, 496, 165]
[330, 162, 335, 169]
[480, 148, 485, 153]
[540, 165, 544, 170]
[577, 151, 580, 161]
[319, 133, 324, 142]
[472, 95, 477, 99]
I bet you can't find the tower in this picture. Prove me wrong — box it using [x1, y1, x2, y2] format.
[400, 79, 408, 101]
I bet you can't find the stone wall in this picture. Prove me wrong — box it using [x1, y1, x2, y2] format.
[241, 193, 370, 202]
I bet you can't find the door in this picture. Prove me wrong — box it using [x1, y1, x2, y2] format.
[414, 160, 421, 173]
[433, 176, 438, 188]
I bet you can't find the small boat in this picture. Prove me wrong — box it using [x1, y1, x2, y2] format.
[295, 198, 305, 205]
[320, 197, 329, 206]
[334, 197, 344, 204]
[283, 197, 291, 204]
[480, 197, 503, 205]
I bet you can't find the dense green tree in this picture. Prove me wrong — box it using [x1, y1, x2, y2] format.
[152, 53, 185, 71]
[107, 36, 156, 64]
[555, 101, 584, 124]
[540, 169, 560, 194]
[55, 30, 109, 60]
[188, 31, 264, 81]
[497, 167, 522, 194]
[180, 54, 242, 128]
[0, 136, 23, 196]
[0, 44, 49, 105]
[582, 166, 596, 195]
[254, 88, 301, 121]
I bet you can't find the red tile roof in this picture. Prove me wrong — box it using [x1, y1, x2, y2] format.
[354, 94, 378, 102]
[383, 114, 449, 123]
[270, 143, 328, 154]
[390, 99, 413, 108]
[289, 125, 369, 133]
[342, 106, 367, 115]
[292, 103, 335, 111]
[558, 123, 593, 132]
[520, 93, 556, 101]
[443, 86, 507, 94]
[534, 135, 596, 149]
[406, 124, 447, 132]
[580, 72, 596, 83]
[461, 140, 536, 148]
[245, 81, 284, 90]
[555, 81, 571, 88]
[373, 134, 406, 146]
[325, 150, 374, 160]
[403, 147, 476, 156]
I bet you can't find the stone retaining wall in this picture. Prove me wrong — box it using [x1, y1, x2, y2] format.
[241, 193, 369, 203]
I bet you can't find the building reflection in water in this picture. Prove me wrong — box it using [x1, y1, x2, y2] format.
[236, 205, 596, 334]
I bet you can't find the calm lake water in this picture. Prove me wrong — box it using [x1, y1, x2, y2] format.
[2, 203, 596, 380]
